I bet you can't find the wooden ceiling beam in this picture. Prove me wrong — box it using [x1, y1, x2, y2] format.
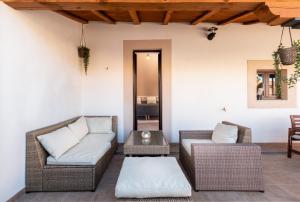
[218, 10, 253, 25]
[3, 2, 257, 11]
[266, 1, 300, 18]
[6, 0, 297, 3]
[163, 10, 173, 25]
[191, 9, 220, 25]
[243, 20, 260, 25]
[53, 10, 88, 24]
[267, 15, 280, 26]
[129, 9, 140, 24]
[218, 3, 264, 25]
[91, 10, 115, 24]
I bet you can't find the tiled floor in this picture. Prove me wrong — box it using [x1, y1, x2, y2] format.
[17, 152, 300, 202]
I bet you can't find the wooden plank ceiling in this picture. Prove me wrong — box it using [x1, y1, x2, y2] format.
[4, 1, 300, 26]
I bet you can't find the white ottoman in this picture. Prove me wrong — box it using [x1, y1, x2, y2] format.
[115, 157, 191, 198]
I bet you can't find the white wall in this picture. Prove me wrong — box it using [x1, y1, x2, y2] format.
[82, 22, 300, 143]
[2, 3, 300, 199]
[0, 3, 82, 201]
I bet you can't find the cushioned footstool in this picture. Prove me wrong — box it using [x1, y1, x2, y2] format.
[115, 157, 191, 199]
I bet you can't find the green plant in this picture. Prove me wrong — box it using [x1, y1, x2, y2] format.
[285, 40, 300, 87]
[273, 46, 282, 98]
[273, 40, 300, 97]
[78, 24, 90, 75]
[78, 46, 90, 75]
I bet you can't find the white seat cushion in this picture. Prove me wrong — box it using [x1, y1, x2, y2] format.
[292, 135, 300, 140]
[212, 123, 238, 143]
[37, 127, 79, 159]
[47, 134, 111, 165]
[181, 139, 214, 156]
[86, 117, 113, 133]
[89, 132, 115, 142]
[68, 116, 89, 140]
[115, 157, 191, 198]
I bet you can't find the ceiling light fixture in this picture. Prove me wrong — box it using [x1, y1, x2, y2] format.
[146, 54, 150, 60]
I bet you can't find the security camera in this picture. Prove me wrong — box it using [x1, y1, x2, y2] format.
[207, 27, 218, 40]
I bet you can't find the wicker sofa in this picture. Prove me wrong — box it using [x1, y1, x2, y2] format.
[179, 121, 264, 192]
[25, 116, 118, 192]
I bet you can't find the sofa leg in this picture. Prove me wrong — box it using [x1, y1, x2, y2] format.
[259, 191, 265, 193]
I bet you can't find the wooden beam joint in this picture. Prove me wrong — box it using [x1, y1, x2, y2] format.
[129, 9, 140, 25]
[54, 10, 88, 24]
[191, 9, 220, 25]
[218, 10, 253, 25]
[163, 10, 173, 25]
[91, 10, 115, 24]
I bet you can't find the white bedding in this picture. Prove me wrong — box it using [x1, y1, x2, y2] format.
[115, 157, 191, 198]
[47, 134, 111, 165]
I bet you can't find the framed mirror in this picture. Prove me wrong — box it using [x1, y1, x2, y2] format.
[133, 50, 162, 131]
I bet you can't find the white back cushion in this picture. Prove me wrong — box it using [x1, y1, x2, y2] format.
[68, 116, 89, 140]
[212, 123, 238, 143]
[37, 127, 79, 159]
[86, 117, 112, 133]
[137, 97, 142, 104]
[147, 96, 157, 104]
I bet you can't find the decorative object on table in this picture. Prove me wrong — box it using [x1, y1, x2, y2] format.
[273, 27, 300, 94]
[141, 131, 151, 139]
[123, 131, 170, 156]
[78, 24, 90, 75]
[142, 138, 151, 145]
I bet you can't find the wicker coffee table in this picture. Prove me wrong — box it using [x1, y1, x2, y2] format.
[123, 131, 170, 156]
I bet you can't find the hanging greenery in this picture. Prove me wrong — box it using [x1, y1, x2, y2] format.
[284, 40, 300, 87]
[273, 40, 300, 95]
[273, 26, 300, 98]
[78, 24, 90, 75]
[273, 48, 282, 99]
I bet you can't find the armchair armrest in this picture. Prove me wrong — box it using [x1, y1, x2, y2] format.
[191, 143, 261, 159]
[179, 130, 213, 144]
[190, 143, 263, 191]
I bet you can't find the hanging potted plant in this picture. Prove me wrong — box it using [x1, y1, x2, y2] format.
[78, 24, 90, 75]
[273, 39, 300, 97]
[277, 27, 297, 65]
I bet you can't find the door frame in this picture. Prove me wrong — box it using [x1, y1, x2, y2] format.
[133, 49, 162, 130]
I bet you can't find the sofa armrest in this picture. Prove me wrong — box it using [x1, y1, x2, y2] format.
[191, 143, 261, 159]
[179, 130, 213, 144]
[191, 143, 262, 171]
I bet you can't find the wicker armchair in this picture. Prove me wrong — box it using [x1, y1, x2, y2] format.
[179, 121, 264, 192]
[26, 116, 118, 192]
